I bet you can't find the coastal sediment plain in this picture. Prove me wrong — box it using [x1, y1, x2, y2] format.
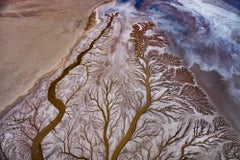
[0, 0, 105, 113]
[0, 0, 240, 159]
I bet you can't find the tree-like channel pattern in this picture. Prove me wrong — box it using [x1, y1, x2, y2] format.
[0, 10, 240, 160]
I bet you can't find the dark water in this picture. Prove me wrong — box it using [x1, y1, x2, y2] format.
[224, 0, 240, 9]
[117, 0, 144, 8]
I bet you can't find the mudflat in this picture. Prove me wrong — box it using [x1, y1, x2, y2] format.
[0, 1, 239, 159]
[191, 64, 240, 133]
[0, 0, 104, 113]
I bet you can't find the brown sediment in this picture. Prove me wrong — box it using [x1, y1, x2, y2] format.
[84, 11, 96, 31]
[158, 53, 182, 67]
[0, 0, 28, 8]
[1, 5, 239, 158]
[31, 13, 115, 160]
[233, 74, 240, 90]
[0, 0, 113, 114]
[0, 10, 41, 17]
[111, 21, 171, 159]
[111, 21, 225, 158]
[174, 67, 195, 84]
[180, 84, 216, 115]
[111, 23, 153, 160]
[84, 0, 114, 32]
[190, 64, 240, 133]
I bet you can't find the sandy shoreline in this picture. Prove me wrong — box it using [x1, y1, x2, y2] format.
[0, 0, 110, 114]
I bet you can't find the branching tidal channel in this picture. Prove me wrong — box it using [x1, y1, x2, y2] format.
[31, 14, 115, 160]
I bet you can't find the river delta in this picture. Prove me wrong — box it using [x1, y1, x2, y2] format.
[0, 0, 240, 159]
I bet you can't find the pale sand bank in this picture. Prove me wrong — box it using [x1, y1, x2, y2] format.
[0, 0, 106, 113]
[191, 64, 240, 133]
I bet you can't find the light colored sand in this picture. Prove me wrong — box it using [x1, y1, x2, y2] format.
[0, 0, 105, 113]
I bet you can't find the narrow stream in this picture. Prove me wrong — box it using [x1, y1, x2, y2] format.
[31, 14, 115, 160]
